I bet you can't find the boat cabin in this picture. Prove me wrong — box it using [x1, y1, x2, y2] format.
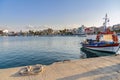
[96, 28, 118, 43]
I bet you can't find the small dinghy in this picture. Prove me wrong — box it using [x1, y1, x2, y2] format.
[19, 64, 43, 76]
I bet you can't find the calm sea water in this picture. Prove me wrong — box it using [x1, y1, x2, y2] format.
[0, 36, 119, 69]
[0, 36, 86, 69]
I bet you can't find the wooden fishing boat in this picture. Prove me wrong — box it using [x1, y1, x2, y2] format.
[81, 14, 120, 54]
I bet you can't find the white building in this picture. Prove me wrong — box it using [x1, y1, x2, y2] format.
[113, 24, 120, 30]
[3, 29, 9, 33]
[77, 25, 86, 34]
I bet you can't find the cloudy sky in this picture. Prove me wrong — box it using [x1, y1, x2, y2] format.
[0, 0, 120, 31]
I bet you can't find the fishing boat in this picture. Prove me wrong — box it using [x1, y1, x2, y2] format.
[81, 14, 120, 54]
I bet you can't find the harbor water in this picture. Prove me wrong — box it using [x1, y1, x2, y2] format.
[0, 36, 119, 69]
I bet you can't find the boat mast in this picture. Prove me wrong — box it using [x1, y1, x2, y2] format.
[103, 14, 109, 32]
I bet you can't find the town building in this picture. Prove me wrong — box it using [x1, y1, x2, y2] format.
[85, 27, 96, 34]
[112, 24, 120, 31]
[76, 25, 86, 35]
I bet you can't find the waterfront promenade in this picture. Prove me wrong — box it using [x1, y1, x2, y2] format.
[1, 55, 120, 80]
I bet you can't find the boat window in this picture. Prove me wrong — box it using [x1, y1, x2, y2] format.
[103, 34, 113, 42]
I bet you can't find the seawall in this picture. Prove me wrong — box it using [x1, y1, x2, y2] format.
[0, 55, 120, 80]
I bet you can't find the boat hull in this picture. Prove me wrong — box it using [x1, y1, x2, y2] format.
[82, 43, 120, 53]
[80, 47, 115, 58]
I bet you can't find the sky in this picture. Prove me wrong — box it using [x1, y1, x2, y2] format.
[0, 0, 120, 31]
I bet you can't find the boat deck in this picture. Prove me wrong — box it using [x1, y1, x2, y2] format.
[1, 55, 120, 80]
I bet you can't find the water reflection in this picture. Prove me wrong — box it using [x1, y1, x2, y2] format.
[80, 48, 115, 58]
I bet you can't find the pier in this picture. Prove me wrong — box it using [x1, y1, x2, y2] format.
[1, 55, 120, 80]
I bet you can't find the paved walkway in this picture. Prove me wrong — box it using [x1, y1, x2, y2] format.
[1, 55, 120, 80]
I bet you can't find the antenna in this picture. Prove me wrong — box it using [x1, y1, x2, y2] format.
[103, 14, 109, 32]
